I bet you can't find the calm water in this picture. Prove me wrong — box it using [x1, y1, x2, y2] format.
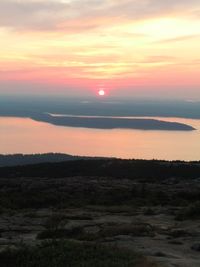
[1, 116, 200, 161]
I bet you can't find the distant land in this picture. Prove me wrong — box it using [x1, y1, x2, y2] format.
[1, 96, 200, 119]
[0, 153, 105, 167]
[30, 113, 195, 131]
[0, 113, 196, 131]
[0, 96, 198, 131]
[1, 153, 200, 168]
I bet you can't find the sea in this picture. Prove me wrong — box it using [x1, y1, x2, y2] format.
[1, 116, 200, 161]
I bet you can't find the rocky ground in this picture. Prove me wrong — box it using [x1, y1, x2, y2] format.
[0, 160, 200, 267]
[0, 206, 200, 267]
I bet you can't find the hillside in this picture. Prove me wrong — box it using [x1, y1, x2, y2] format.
[0, 153, 99, 167]
[0, 159, 200, 267]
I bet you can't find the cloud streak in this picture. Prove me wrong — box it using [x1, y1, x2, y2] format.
[0, 0, 70, 30]
[0, 0, 199, 31]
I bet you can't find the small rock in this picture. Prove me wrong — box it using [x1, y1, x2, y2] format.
[114, 235, 134, 241]
[168, 240, 183, 245]
[84, 226, 100, 235]
[154, 251, 167, 257]
[169, 229, 189, 238]
[191, 243, 200, 252]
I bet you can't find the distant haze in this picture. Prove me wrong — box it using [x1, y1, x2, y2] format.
[0, 95, 200, 119]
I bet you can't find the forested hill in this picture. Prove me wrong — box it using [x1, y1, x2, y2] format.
[0, 159, 200, 180]
[0, 153, 87, 167]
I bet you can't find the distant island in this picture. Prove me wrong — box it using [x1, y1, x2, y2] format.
[30, 113, 196, 131]
[0, 98, 198, 131]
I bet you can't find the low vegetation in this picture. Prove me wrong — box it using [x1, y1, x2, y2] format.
[175, 201, 200, 221]
[0, 159, 199, 267]
[0, 240, 157, 267]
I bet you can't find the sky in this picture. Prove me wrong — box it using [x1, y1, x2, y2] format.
[0, 0, 200, 99]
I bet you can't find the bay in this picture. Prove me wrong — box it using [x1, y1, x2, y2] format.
[0, 116, 200, 161]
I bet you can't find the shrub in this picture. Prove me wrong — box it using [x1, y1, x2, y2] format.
[175, 201, 200, 220]
[0, 240, 146, 267]
[44, 213, 67, 230]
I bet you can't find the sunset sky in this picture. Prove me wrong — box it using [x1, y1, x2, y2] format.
[0, 0, 200, 99]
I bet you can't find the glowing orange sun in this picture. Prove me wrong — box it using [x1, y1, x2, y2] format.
[98, 89, 105, 96]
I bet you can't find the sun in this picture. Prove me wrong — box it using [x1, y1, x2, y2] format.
[98, 89, 105, 96]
